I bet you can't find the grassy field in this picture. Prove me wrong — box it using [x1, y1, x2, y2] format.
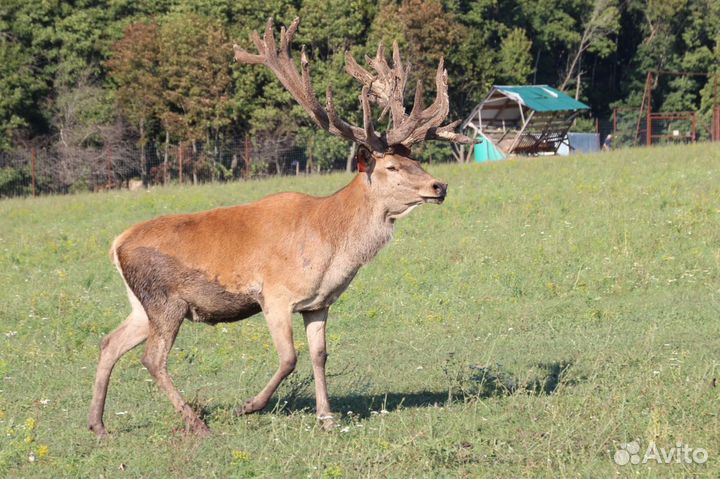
[1, 143, 719, 478]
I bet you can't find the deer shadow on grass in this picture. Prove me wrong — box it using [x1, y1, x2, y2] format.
[198, 359, 577, 422]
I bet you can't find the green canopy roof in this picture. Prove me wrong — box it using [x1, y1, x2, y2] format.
[493, 85, 589, 112]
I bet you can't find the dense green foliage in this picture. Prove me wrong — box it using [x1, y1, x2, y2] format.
[1, 144, 719, 477]
[1, 0, 718, 161]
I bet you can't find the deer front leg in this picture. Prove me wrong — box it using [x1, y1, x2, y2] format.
[302, 308, 335, 430]
[238, 302, 296, 415]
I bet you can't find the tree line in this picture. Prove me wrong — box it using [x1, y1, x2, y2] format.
[0, 0, 718, 192]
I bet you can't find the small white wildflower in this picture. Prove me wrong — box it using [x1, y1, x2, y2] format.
[4, 331, 17, 338]
[346, 411, 353, 416]
[340, 427, 350, 433]
[40, 399, 49, 405]
[416, 366, 423, 370]
[370, 411, 379, 416]
[380, 409, 389, 415]
[28, 452, 36, 462]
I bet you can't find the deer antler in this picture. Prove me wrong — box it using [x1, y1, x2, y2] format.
[234, 18, 472, 152]
[345, 41, 474, 148]
[233, 17, 385, 152]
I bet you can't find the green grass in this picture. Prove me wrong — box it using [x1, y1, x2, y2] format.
[1, 143, 719, 478]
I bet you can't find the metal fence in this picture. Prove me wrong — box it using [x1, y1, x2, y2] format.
[0, 136, 331, 198]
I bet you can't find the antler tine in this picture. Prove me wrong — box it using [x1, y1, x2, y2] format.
[299, 45, 329, 128]
[360, 86, 384, 152]
[395, 57, 454, 147]
[263, 17, 278, 60]
[388, 41, 408, 127]
[369, 43, 392, 78]
[326, 86, 366, 142]
[427, 120, 475, 144]
[280, 17, 300, 58]
[409, 80, 424, 118]
[391, 41, 403, 76]
[236, 18, 470, 153]
[234, 17, 385, 150]
[344, 52, 375, 90]
[419, 57, 449, 123]
[233, 45, 264, 64]
[384, 79, 424, 145]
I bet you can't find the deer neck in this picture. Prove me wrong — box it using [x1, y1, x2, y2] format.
[327, 174, 394, 267]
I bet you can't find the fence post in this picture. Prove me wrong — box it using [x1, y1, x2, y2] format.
[179, 142, 184, 184]
[31, 147, 37, 196]
[646, 73, 653, 146]
[691, 113, 697, 142]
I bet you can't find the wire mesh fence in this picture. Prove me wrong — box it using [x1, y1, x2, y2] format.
[0, 136, 339, 198]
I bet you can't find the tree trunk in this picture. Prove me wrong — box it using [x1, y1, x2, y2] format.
[214, 131, 219, 181]
[230, 154, 238, 178]
[207, 130, 214, 182]
[243, 136, 252, 179]
[532, 49, 541, 84]
[346, 143, 358, 172]
[575, 71, 582, 100]
[163, 131, 169, 184]
[192, 140, 198, 185]
[140, 118, 147, 186]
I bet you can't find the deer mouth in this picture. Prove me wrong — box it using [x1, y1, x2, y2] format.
[421, 195, 445, 204]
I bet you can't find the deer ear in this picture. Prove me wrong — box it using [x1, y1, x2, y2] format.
[356, 145, 375, 173]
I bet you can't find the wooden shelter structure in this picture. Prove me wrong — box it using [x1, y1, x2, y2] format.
[458, 85, 590, 161]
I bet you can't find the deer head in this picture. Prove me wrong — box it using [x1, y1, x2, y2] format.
[233, 18, 472, 217]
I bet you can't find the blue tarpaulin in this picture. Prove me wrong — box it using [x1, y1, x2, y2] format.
[474, 138, 505, 162]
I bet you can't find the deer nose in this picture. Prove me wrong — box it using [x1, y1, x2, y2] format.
[432, 182, 448, 198]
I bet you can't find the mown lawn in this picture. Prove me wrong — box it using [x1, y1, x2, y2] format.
[1, 143, 719, 478]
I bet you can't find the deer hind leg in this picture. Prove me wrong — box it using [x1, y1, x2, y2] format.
[141, 299, 210, 436]
[88, 293, 149, 437]
[238, 302, 295, 415]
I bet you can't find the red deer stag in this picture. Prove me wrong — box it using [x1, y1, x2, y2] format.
[88, 17, 473, 437]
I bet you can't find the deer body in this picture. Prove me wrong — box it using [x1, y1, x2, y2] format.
[115, 174, 393, 323]
[89, 17, 472, 437]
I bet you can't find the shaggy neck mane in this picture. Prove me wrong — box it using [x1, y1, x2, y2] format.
[318, 173, 394, 266]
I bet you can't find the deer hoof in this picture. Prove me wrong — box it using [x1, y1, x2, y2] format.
[236, 398, 260, 416]
[89, 423, 109, 438]
[186, 419, 210, 437]
[318, 415, 337, 431]
[189, 420, 211, 438]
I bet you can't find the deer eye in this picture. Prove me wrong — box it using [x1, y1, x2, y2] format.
[386, 165, 398, 172]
